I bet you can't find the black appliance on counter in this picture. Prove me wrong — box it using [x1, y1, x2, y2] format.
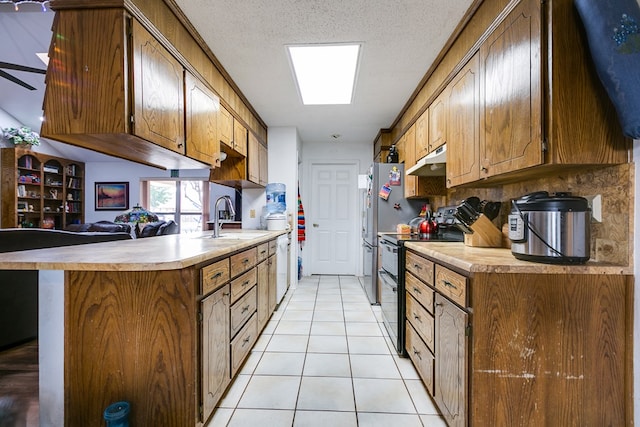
[378, 206, 463, 355]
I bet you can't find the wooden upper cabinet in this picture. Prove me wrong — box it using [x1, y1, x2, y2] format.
[478, 0, 543, 178]
[258, 142, 268, 186]
[233, 120, 248, 157]
[247, 132, 260, 184]
[41, 9, 204, 169]
[428, 89, 448, 153]
[185, 72, 221, 167]
[218, 105, 234, 149]
[403, 124, 418, 198]
[415, 112, 429, 160]
[248, 133, 268, 187]
[131, 19, 185, 154]
[447, 53, 480, 187]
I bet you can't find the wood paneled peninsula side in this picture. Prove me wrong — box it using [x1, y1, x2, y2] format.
[403, 241, 632, 426]
[0, 230, 286, 426]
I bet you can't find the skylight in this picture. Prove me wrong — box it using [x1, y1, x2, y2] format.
[287, 43, 361, 105]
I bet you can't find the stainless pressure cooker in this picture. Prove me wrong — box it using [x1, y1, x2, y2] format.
[508, 192, 591, 264]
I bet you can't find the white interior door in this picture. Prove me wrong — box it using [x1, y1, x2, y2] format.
[308, 162, 358, 275]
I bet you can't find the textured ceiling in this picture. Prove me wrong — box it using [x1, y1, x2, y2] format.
[174, 0, 474, 147]
[0, 1, 474, 157]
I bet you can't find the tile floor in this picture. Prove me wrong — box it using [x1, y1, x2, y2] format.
[209, 275, 447, 427]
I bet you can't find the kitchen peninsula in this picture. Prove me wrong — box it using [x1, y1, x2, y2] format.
[403, 241, 633, 426]
[0, 230, 286, 426]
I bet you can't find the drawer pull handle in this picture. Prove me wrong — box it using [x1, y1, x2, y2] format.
[223, 292, 230, 297]
[413, 263, 422, 270]
[412, 347, 422, 360]
[242, 280, 250, 287]
[241, 305, 250, 313]
[211, 272, 222, 280]
[413, 314, 421, 322]
[242, 336, 251, 346]
[260, 250, 267, 255]
[242, 258, 250, 264]
[442, 280, 458, 290]
[413, 287, 421, 294]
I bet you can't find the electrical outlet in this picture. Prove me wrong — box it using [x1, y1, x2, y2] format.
[250, 209, 256, 218]
[584, 194, 602, 222]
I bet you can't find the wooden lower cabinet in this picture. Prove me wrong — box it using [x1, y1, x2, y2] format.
[434, 294, 467, 427]
[256, 259, 270, 330]
[201, 284, 230, 422]
[404, 249, 632, 426]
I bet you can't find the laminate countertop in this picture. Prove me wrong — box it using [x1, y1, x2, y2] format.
[403, 241, 632, 275]
[0, 229, 286, 271]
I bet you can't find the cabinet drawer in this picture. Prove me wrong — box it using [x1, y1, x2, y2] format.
[201, 259, 230, 295]
[230, 286, 257, 338]
[230, 267, 257, 304]
[406, 251, 434, 285]
[406, 322, 434, 396]
[230, 313, 258, 377]
[257, 242, 269, 262]
[230, 247, 257, 278]
[435, 265, 467, 307]
[406, 271, 434, 314]
[406, 292, 434, 352]
[268, 239, 277, 256]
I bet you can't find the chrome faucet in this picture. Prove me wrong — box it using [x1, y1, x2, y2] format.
[212, 195, 235, 238]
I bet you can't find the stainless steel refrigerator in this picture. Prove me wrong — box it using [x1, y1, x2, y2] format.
[361, 163, 422, 304]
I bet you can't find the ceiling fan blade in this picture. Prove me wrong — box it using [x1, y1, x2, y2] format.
[0, 69, 37, 90]
[0, 61, 46, 74]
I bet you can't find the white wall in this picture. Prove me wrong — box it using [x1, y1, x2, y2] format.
[88, 161, 233, 224]
[265, 127, 300, 285]
[299, 138, 372, 277]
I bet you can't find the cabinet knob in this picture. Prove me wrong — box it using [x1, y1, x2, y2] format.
[481, 166, 488, 172]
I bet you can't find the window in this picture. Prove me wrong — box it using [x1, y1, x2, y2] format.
[142, 179, 210, 234]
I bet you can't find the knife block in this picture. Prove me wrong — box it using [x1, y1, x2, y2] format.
[464, 214, 502, 248]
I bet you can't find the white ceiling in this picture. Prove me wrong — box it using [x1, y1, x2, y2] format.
[0, 0, 473, 158]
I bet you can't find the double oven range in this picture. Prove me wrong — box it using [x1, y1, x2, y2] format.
[378, 212, 463, 355]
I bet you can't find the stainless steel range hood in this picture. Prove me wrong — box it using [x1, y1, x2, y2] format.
[406, 144, 447, 176]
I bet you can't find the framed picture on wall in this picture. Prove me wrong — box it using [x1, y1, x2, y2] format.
[95, 182, 129, 211]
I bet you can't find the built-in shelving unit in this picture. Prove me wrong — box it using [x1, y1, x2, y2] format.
[1, 147, 84, 229]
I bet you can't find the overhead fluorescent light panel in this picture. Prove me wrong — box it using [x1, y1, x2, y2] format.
[287, 43, 360, 105]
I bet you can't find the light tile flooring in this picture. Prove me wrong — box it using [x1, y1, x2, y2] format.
[210, 275, 447, 427]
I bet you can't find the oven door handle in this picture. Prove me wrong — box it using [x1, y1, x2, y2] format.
[378, 269, 398, 293]
[379, 240, 398, 254]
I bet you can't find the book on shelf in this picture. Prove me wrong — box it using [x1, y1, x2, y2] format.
[44, 165, 60, 174]
[18, 156, 33, 169]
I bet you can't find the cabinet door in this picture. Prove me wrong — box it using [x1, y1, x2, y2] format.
[479, 0, 542, 178]
[185, 72, 221, 167]
[435, 294, 468, 427]
[256, 260, 269, 330]
[428, 89, 447, 153]
[131, 20, 185, 154]
[201, 284, 230, 422]
[447, 53, 480, 187]
[403, 125, 417, 198]
[233, 120, 248, 157]
[248, 132, 260, 184]
[268, 254, 277, 313]
[218, 105, 233, 148]
[259, 143, 269, 186]
[415, 111, 429, 160]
